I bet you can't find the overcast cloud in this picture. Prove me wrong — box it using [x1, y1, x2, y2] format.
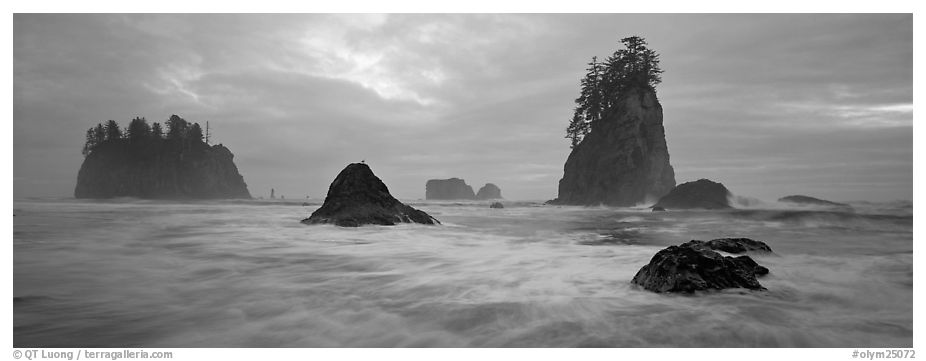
[14, 14, 912, 202]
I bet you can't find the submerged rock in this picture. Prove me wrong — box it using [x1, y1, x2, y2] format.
[652, 179, 732, 210]
[652, 206, 666, 212]
[551, 87, 676, 206]
[631, 240, 769, 293]
[705, 238, 773, 254]
[778, 195, 850, 208]
[489, 202, 504, 209]
[303, 163, 439, 227]
[425, 178, 476, 200]
[476, 183, 503, 200]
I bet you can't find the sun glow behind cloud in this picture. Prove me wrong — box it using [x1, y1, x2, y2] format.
[779, 101, 913, 128]
[295, 14, 446, 106]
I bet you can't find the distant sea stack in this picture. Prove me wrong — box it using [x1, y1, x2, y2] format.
[303, 163, 439, 227]
[74, 115, 251, 199]
[652, 179, 731, 210]
[475, 183, 503, 200]
[550, 37, 675, 206]
[425, 178, 476, 200]
[778, 195, 850, 208]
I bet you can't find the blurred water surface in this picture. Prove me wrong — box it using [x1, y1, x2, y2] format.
[13, 198, 912, 347]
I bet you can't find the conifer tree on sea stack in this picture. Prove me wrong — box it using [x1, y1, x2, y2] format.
[553, 35, 675, 206]
[104, 120, 122, 141]
[565, 36, 663, 148]
[126, 117, 151, 142]
[151, 122, 164, 138]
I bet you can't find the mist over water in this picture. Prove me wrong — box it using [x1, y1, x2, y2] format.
[14, 198, 912, 347]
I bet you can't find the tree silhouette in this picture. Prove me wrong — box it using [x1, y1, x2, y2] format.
[188, 123, 204, 142]
[82, 127, 95, 156]
[104, 120, 122, 141]
[565, 109, 588, 149]
[126, 117, 151, 142]
[93, 124, 105, 144]
[81, 116, 213, 157]
[166, 115, 189, 140]
[151, 122, 164, 138]
[565, 36, 663, 148]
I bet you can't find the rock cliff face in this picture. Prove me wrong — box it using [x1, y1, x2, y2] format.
[303, 163, 439, 227]
[475, 183, 502, 200]
[552, 87, 675, 206]
[425, 178, 476, 200]
[74, 140, 251, 199]
[652, 179, 731, 210]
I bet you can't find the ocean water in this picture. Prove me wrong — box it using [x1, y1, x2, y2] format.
[13, 198, 913, 347]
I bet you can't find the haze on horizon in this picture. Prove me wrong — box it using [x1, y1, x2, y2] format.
[13, 14, 912, 203]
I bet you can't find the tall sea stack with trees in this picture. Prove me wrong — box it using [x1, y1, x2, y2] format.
[74, 115, 251, 199]
[550, 36, 675, 206]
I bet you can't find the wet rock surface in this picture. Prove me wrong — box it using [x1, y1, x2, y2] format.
[304, 163, 439, 227]
[652, 179, 732, 210]
[632, 240, 770, 293]
[705, 237, 773, 253]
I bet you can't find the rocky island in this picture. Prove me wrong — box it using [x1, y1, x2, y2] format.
[425, 178, 476, 200]
[74, 115, 251, 199]
[651, 179, 732, 210]
[303, 163, 439, 227]
[475, 183, 503, 200]
[550, 37, 676, 206]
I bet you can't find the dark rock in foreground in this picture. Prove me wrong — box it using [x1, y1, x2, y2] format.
[489, 202, 504, 209]
[778, 195, 850, 208]
[705, 238, 773, 254]
[425, 178, 476, 200]
[632, 240, 769, 293]
[476, 183, 503, 200]
[551, 87, 676, 206]
[652, 179, 731, 210]
[303, 163, 439, 227]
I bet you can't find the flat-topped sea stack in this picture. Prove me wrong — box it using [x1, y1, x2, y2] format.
[425, 178, 476, 200]
[476, 183, 503, 200]
[652, 179, 731, 210]
[778, 195, 851, 208]
[551, 87, 676, 206]
[303, 163, 439, 227]
[74, 115, 251, 199]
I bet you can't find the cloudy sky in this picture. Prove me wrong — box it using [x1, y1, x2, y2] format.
[14, 14, 912, 202]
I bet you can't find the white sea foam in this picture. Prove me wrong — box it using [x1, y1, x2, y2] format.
[13, 198, 912, 347]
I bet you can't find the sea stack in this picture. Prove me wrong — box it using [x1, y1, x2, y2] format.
[652, 179, 732, 210]
[552, 87, 676, 206]
[425, 178, 476, 200]
[303, 163, 439, 227]
[74, 115, 251, 199]
[475, 183, 503, 200]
